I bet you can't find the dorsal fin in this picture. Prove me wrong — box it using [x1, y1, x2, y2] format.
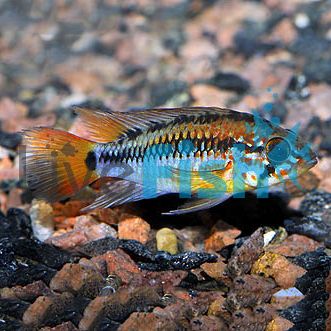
[74, 107, 236, 143]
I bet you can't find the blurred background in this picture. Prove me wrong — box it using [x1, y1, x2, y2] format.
[0, 0, 330, 209]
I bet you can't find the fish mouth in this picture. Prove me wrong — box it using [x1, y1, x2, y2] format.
[300, 157, 318, 173]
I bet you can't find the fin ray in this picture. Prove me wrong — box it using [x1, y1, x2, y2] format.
[163, 195, 231, 215]
[75, 106, 235, 143]
[22, 128, 98, 201]
[82, 180, 144, 211]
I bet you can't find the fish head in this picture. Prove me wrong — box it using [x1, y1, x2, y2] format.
[239, 116, 318, 190]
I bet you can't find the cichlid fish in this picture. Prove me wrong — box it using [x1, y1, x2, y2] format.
[22, 107, 317, 214]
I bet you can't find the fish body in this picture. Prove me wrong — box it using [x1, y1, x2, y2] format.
[23, 107, 317, 214]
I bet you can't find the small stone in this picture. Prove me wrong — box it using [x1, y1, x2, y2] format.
[22, 292, 75, 328]
[1, 281, 51, 302]
[79, 287, 162, 331]
[118, 216, 150, 244]
[118, 312, 177, 331]
[190, 315, 226, 331]
[190, 84, 235, 106]
[266, 234, 323, 257]
[47, 215, 117, 249]
[46, 229, 88, 250]
[205, 220, 241, 252]
[227, 228, 265, 278]
[268, 18, 297, 45]
[229, 305, 274, 330]
[294, 13, 310, 29]
[201, 260, 227, 282]
[40, 321, 78, 331]
[50, 259, 105, 298]
[271, 287, 305, 310]
[156, 228, 178, 255]
[30, 199, 54, 241]
[208, 71, 250, 93]
[207, 296, 227, 317]
[226, 274, 277, 310]
[252, 252, 306, 288]
[92, 249, 140, 285]
[265, 316, 294, 331]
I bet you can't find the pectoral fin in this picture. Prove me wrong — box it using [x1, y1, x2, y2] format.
[162, 194, 231, 215]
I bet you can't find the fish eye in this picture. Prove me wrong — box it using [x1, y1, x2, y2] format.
[266, 137, 291, 163]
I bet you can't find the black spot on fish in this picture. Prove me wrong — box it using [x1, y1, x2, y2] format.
[266, 164, 275, 176]
[85, 151, 97, 171]
[62, 142, 76, 156]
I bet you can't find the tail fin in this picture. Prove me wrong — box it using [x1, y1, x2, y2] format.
[22, 128, 99, 202]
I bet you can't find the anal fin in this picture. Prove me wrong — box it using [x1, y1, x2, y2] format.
[82, 179, 144, 211]
[162, 194, 231, 215]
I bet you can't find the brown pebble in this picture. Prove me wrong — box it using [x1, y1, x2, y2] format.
[226, 274, 277, 310]
[266, 234, 322, 257]
[23, 292, 74, 328]
[252, 252, 306, 288]
[204, 220, 241, 252]
[118, 312, 177, 331]
[79, 287, 162, 331]
[265, 316, 294, 331]
[227, 228, 265, 278]
[118, 216, 150, 244]
[190, 315, 227, 331]
[1, 281, 51, 302]
[50, 259, 105, 298]
[201, 260, 227, 282]
[40, 321, 79, 331]
[92, 249, 140, 285]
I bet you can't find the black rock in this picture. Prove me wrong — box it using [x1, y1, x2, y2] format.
[290, 30, 331, 85]
[0, 179, 25, 193]
[234, 31, 278, 58]
[304, 118, 331, 155]
[162, 29, 185, 55]
[285, 191, 331, 246]
[78, 237, 121, 256]
[0, 131, 22, 150]
[319, 119, 331, 154]
[300, 190, 331, 215]
[0, 298, 29, 319]
[0, 208, 33, 241]
[139, 251, 217, 271]
[0, 314, 24, 331]
[0, 208, 75, 288]
[0, 238, 19, 288]
[284, 215, 330, 243]
[292, 250, 331, 293]
[12, 238, 75, 269]
[304, 58, 331, 85]
[281, 250, 331, 330]
[208, 71, 250, 93]
[285, 74, 310, 100]
[280, 292, 329, 330]
[149, 80, 188, 107]
[0, 237, 56, 287]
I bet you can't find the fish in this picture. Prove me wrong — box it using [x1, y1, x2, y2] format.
[22, 107, 317, 215]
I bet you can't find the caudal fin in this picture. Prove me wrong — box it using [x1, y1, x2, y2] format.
[22, 128, 99, 202]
